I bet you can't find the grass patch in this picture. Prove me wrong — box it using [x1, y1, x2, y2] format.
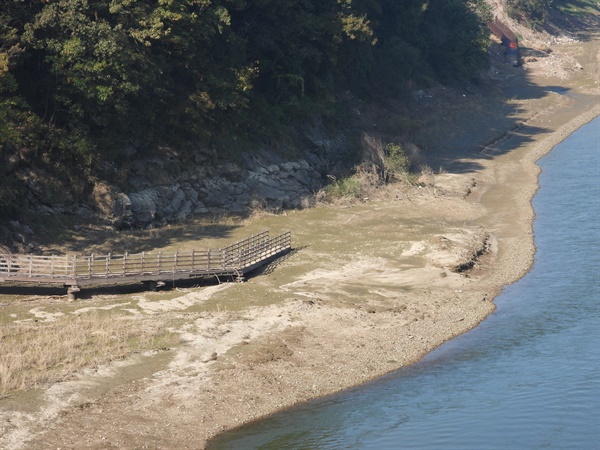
[0, 312, 179, 396]
[317, 168, 381, 203]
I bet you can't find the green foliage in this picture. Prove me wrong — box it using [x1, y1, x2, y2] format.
[323, 175, 365, 199]
[470, 0, 494, 23]
[420, 0, 491, 83]
[383, 143, 410, 181]
[2, 0, 492, 144]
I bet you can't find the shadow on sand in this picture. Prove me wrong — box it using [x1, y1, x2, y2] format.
[410, 10, 599, 176]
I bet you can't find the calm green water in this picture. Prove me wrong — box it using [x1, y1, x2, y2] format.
[209, 117, 600, 450]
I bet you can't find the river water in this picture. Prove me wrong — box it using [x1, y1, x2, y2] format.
[209, 117, 600, 450]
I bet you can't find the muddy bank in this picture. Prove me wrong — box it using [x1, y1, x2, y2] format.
[1, 27, 599, 450]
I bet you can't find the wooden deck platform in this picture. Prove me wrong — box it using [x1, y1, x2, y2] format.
[0, 230, 291, 300]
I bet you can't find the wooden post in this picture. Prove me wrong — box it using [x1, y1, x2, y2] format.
[50, 255, 55, 277]
[28, 256, 32, 277]
[67, 285, 80, 301]
[88, 254, 93, 277]
[157, 252, 162, 273]
[141, 252, 145, 273]
[123, 252, 128, 274]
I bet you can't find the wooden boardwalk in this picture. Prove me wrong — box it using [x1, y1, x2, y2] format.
[0, 230, 291, 299]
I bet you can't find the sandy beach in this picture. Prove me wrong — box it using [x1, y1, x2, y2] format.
[0, 20, 599, 450]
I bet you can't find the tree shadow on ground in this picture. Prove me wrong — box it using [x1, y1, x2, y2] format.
[547, 3, 600, 42]
[406, 43, 565, 175]
[37, 217, 245, 256]
[415, 4, 600, 175]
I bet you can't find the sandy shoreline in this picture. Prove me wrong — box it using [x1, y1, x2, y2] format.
[1, 28, 599, 450]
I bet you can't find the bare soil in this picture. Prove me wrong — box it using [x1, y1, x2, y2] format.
[0, 16, 598, 450]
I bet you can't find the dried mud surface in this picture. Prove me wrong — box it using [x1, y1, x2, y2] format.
[1, 21, 599, 450]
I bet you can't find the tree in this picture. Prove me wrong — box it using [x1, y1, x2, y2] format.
[420, 0, 490, 83]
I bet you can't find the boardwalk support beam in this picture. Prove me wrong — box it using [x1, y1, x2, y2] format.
[67, 285, 80, 301]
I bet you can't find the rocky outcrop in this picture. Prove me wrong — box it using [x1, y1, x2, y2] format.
[5, 118, 356, 237]
[97, 135, 350, 229]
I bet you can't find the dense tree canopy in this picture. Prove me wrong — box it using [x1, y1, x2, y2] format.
[0, 0, 491, 215]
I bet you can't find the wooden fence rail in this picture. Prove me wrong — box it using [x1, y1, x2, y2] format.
[0, 230, 291, 300]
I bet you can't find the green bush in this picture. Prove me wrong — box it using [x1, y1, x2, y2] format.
[323, 176, 364, 198]
[384, 143, 410, 181]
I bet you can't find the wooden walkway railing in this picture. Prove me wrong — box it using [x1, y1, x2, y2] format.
[0, 230, 291, 300]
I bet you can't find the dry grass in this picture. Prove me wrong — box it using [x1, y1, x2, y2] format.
[0, 312, 178, 396]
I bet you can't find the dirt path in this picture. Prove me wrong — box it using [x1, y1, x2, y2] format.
[1, 21, 599, 450]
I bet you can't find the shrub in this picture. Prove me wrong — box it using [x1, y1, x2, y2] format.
[318, 165, 381, 203]
[383, 143, 410, 182]
[322, 175, 364, 199]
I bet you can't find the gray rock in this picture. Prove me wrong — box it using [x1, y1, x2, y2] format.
[193, 202, 209, 214]
[84, 127, 352, 227]
[266, 164, 280, 174]
[130, 189, 159, 225]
